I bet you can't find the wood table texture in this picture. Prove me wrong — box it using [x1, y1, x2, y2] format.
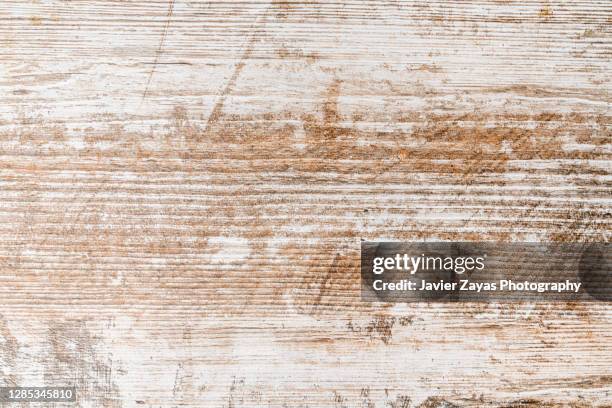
[0, 1, 610, 407]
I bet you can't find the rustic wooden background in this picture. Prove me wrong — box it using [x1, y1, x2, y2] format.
[0, 1, 610, 407]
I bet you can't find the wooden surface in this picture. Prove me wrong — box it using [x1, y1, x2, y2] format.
[0, 1, 610, 406]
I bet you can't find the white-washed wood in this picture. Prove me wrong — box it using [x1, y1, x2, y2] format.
[0, 1, 610, 407]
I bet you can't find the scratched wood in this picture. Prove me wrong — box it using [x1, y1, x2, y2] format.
[0, 0, 610, 407]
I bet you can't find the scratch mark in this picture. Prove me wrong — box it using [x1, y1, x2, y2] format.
[172, 362, 182, 395]
[141, 0, 175, 104]
[204, 6, 271, 133]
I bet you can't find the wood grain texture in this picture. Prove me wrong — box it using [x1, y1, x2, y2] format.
[0, 0, 610, 406]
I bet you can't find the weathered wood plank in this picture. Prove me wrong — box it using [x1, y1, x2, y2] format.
[0, 1, 610, 407]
